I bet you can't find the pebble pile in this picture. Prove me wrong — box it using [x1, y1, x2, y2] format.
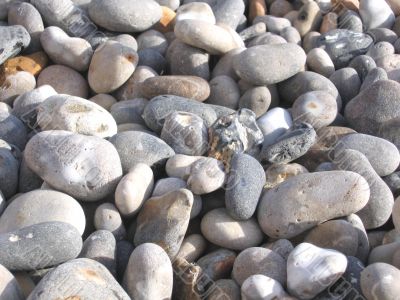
[1, 0, 400, 299]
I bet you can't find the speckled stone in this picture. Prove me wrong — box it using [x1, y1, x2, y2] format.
[109, 131, 174, 174]
[232, 247, 286, 286]
[0, 222, 82, 271]
[232, 43, 306, 85]
[329, 68, 361, 105]
[225, 153, 265, 220]
[258, 171, 370, 239]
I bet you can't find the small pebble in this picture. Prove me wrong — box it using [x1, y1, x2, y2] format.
[241, 274, 288, 300]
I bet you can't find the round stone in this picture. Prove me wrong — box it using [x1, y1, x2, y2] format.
[241, 274, 288, 300]
[176, 234, 207, 263]
[94, 203, 126, 240]
[201, 208, 264, 251]
[238, 86, 271, 118]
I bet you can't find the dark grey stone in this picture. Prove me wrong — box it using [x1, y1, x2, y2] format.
[329, 68, 361, 105]
[225, 153, 265, 220]
[109, 131, 175, 174]
[110, 99, 147, 125]
[0, 222, 82, 271]
[260, 122, 317, 164]
[338, 10, 363, 33]
[317, 29, 374, 69]
[0, 111, 27, 151]
[348, 55, 377, 81]
[116, 240, 134, 281]
[18, 155, 43, 193]
[79, 230, 116, 276]
[0, 145, 19, 199]
[138, 48, 167, 74]
[278, 71, 342, 109]
[367, 28, 398, 44]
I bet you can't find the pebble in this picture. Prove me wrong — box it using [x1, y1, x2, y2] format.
[260, 122, 317, 164]
[359, 0, 395, 29]
[116, 240, 133, 280]
[166, 39, 210, 80]
[37, 94, 117, 138]
[174, 19, 244, 55]
[264, 163, 308, 189]
[114, 163, 154, 217]
[249, 0, 267, 22]
[263, 239, 294, 261]
[232, 247, 286, 286]
[175, 2, 216, 24]
[349, 55, 377, 81]
[367, 41, 395, 60]
[241, 274, 288, 300]
[89, 94, 117, 111]
[368, 241, 400, 265]
[0, 111, 27, 151]
[37, 65, 89, 98]
[24, 130, 123, 201]
[207, 75, 240, 110]
[12, 85, 57, 122]
[134, 189, 193, 259]
[0, 71, 36, 105]
[335, 133, 400, 176]
[394, 198, 400, 231]
[384, 172, 400, 196]
[176, 234, 207, 263]
[208, 279, 240, 300]
[238, 86, 271, 118]
[94, 203, 126, 240]
[137, 29, 168, 55]
[40, 26, 93, 72]
[124, 243, 173, 300]
[361, 67, 388, 91]
[196, 248, 236, 282]
[114, 66, 157, 100]
[0, 25, 31, 65]
[247, 32, 287, 47]
[253, 15, 291, 34]
[287, 243, 348, 299]
[161, 111, 208, 156]
[257, 107, 292, 146]
[171, 257, 202, 300]
[18, 156, 44, 193]
[0, 190, 85, 235]
[201, 208, 264, 250]
[304, 219, 359, 256]
[225, 153, 265, 220]
[360, 263, 400, 300]
[333, 149, 394, 229]
[2, 51, 49, 77]
[258, 171, 370, 239]
[109, 98, 147, 125]
[137, 48, 167, 74]
[79, 230, 116, 276]
[88, 41, 139, 94]
[0, 222, 82, 271]
[329, 67, 361, 105]
[8, 2, 44, 54]
[338, 10, 363, 32]
[140, 75, 210, 101]
[165, 154, 202, 180]
[212, 48, 244, 80]
[109, 131, 174, 173]
[232, 43, 306, 85]
[142, 95, 218, 133]
[27, 258, 130, 300]
[88, 0, 162, 32]
[317, 29, 374, 69]
[294, 1, 322, 37]
[306, 48, 335, 77]
[187, 157, 226, 195]
[345, 80, 400, 141]
[0, 264, 24, 300]
[292, 91, 338, 129]
[278, 71, 342, 109]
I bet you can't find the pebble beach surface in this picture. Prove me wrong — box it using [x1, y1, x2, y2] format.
[1, 0, 400, 299]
